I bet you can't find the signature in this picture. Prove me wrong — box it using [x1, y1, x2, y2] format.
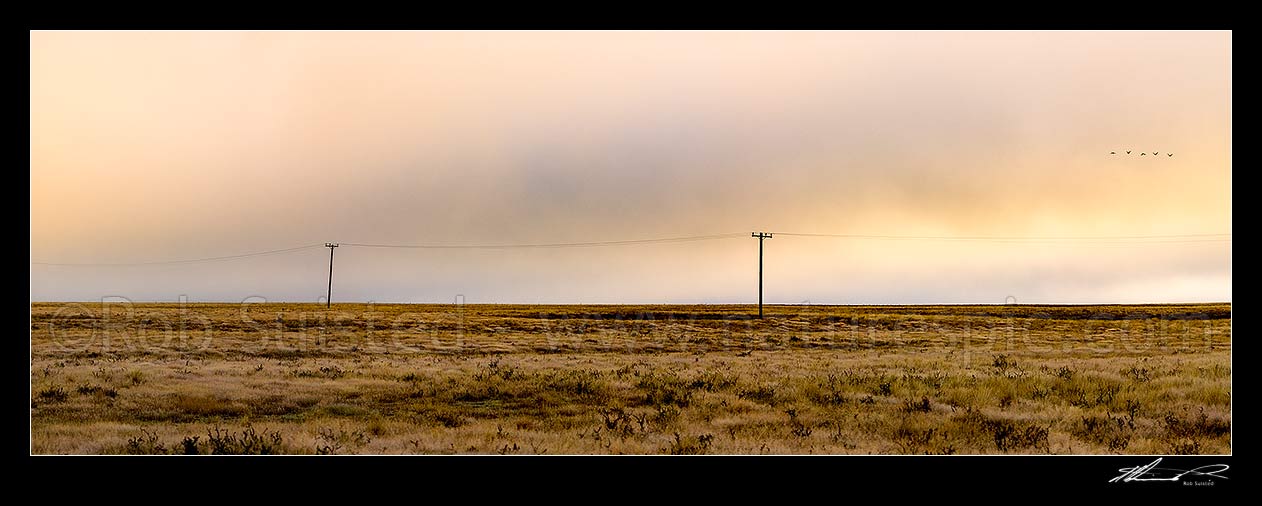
[1110, 458, 1229, 483]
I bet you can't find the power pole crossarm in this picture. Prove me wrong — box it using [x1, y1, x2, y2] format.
[325, 243, 339, 308]
[752, 232, 772, 318]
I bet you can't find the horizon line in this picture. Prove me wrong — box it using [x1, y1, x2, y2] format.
[28, 300, 1232, 306]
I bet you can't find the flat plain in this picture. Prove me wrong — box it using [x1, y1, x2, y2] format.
[30, 302, 1230, 455]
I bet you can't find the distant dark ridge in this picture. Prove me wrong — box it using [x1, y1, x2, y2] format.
[530, 312, 760, 321]
[517, 308, 1229, 321]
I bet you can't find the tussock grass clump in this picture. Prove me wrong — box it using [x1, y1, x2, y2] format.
[291, 366, 346, 379]
[36, 386, 69, 403]
[121, 426, 288, 455]
[737, 384, 778, 405]
[949, 408, 1050, 453]
[666, 433, 714, 455]
[76, 384, 118, 398]
[901, 396, 932, 413]
[1160, 408, 1230, 454]
[1072, 414, 1133, 452]
[206, 426, 286, 455]
[639, 373, 695, 407]
[315, 427, 372, 454]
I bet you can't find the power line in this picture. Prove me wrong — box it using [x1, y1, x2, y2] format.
[30, 244, 325, 267]
[28, 231, 1231, 266]
[340, 233, 747, 249]
[771, 232, 1232, 244]
[26, 234, 747, 266]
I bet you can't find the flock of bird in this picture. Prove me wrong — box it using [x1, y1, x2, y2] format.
[1111, 150, 1174, 157]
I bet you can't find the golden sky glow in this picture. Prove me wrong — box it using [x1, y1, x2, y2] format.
[30, 31, 1231, 303]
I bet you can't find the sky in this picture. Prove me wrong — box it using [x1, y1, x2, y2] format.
[29, 31, 1231, 304]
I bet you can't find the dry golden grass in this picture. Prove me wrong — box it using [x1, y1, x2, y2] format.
[30, 302, 1230, 454]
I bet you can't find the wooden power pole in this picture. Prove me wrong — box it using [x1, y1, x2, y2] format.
[752, 232, 772, 318]
[325, 243, 339, 308]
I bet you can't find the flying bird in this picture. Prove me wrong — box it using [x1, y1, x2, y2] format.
[1110, 151, 1116, 155]
[1153, 152, 1159, 156]
[1126, 150, 1132, 154]
[1140, 152, 1146, 156]
[1168, 153, 1174, 157]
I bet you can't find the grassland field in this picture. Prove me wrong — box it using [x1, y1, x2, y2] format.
[30, 302, 1230, 455]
